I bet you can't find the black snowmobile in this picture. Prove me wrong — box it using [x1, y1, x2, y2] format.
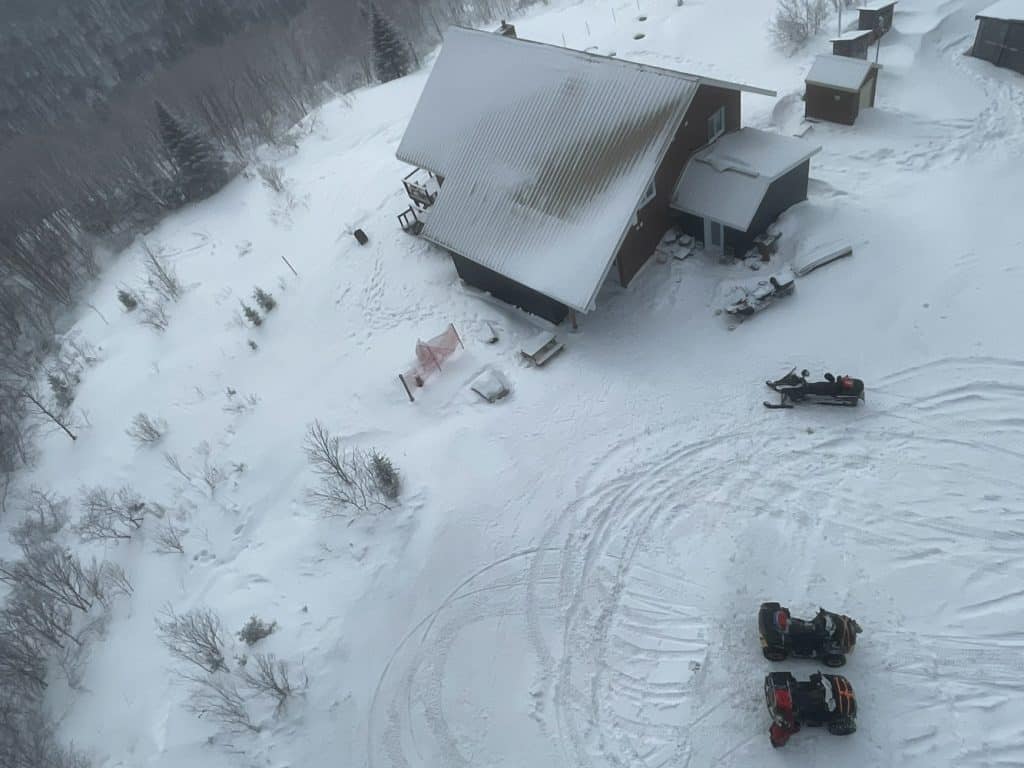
[764, 368, 865, 409]
[764, 670, 857, 747]
[758, 602, 863, 667]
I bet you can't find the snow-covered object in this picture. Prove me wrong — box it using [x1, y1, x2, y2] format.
[792, 240, 853, 277]
[396, 27, 772, 313]
[976, 0, 1024, 21]
[469, 367, 510, 403]
[670, 129, 821, 231]
[830, 30, 874, 42]
[806, 54, 877, 93]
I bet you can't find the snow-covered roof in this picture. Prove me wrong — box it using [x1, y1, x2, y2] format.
[976, 0, 1024, 21]
[806, 54, 876, 92]
[860, 1, 897, 11]
[396, 27, 773, 313]
[830, 30, 874, 41]
[669, 128, 821, 232]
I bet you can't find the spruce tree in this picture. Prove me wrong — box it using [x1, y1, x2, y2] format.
[155, 100, 229, 203]
[369, 4, 411, 83]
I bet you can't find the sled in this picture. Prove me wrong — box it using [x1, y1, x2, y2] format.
[521, 331, 564, 367]
[724, 267, 796, 318]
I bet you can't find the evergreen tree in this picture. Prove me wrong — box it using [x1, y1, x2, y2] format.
[368, 4, 411, 83]
[154, 100, 229, 203]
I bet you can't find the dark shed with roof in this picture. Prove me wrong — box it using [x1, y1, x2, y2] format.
[969, 1, 1024, 75]
[804, 54, 881, 125]
[831, 29, 874, 59]
[858, 1, 897, 40]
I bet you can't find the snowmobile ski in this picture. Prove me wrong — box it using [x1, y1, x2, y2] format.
[763, 400, 794, 409]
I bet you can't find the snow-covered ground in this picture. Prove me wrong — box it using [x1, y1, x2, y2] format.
[6, 0, 1024, 766]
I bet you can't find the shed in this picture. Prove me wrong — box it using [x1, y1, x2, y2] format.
[831, 29, 874, 59]
[858, 1, 897, 39]
[669, 128, 821, 258]
[804, 54, 881, 125]
[396, 26, 774, 324]
[969, 0, 1024, 75]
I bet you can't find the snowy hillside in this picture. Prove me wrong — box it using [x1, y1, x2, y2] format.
[6, 0, 1024, 766]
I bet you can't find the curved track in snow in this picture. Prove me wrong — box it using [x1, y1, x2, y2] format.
[368, 357, 1024, 768]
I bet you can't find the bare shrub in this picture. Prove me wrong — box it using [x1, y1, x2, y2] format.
[20, 385, 78, 442]
[370, 450, 401, 501]
[237, 616, 277, 646]
[195, 441, 226, 498]
[156, 605, 228, 676]
[223, 390, 260, 414]
[304, 421, 397, 517]
[117, 287, 139, 312]
[769, 0, 830, 49]
[137, 294, 169, 331]
[188, 672, 259, 733]
[154, 517, 187, 554]
[77, 485, 147, 541]
[257, 164, 286, 193]
[126, 413, 167, 446]
[241, 653, 306, 714]
[9, 489, 69, 549]
[142, 242, 183, 302]
[253, 287, 276, 313]
[0, 544, 98, 613]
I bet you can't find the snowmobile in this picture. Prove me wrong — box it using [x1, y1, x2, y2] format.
[724, 270, 795, 318]
[764, 368, 865, 409]
[758, 602, 862, 667]
[764, 670, 857, 748]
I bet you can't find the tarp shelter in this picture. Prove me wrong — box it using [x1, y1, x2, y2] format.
[970, 0, 1024, 75]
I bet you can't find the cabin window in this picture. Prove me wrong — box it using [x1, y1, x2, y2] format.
[707, 107, 725, 142]
[833, 94, 841, 101]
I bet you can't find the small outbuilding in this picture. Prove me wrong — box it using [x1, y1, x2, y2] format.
[969, 0, 1024, 75]
[669, 128, 821, 258]
[804, 54, 881, 125]
[858, 1, 897, 40]
[831, 29, 874, 59]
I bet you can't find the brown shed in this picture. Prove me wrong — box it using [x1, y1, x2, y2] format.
[805, 54, 880, 126]
[831, 29, 874, 59]
[969, 1, 1024, 75]
[858, 1, 897, 40]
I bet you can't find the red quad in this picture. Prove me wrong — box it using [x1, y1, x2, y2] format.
[764, 671, 858, 747]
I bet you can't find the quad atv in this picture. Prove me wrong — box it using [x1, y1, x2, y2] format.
[764, 368, 865, 409]
[764, 670, 857, 747]
[758, 602, 862, 667]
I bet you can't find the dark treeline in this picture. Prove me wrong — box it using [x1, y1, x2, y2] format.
[0, 0, 538, 762]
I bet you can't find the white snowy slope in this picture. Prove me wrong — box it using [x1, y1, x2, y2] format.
[5, 0, 1024, 767]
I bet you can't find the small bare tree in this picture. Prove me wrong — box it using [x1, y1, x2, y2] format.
[142, 242, 183, 302]
[241, 653, 306, 714]
[0, 544, 97, 613]
[20, 386, 77, 442]
[769, 0, 830, 49]
[154, 517, 187, 554]
[77, 485, 147, 541]
[257, 164, 286, 193]
[304, 421, 398, 517]
[188, 672, 259, 733]
[194, 442, 225, 498]
[9, 489, 69, 549]
[126, 413, 167, 446]
[156, 605, 228, 676]
[137, 294, 170, 332]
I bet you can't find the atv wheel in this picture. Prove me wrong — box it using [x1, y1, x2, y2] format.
[823, 653, 846, 668]
[763, 648, 787, 662]
[828, 717, 857, 736]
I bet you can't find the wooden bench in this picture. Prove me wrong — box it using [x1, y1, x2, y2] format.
[521, 331, 565, 367]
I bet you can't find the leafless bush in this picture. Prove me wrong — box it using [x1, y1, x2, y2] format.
[154, 517, 187, 554]
[77, 485, 147, 541]
[0, 544, 98, 613]
[241, 653, 306, 714]
[156, 605, 228, 676]
[195, 441, 226, 498]
[237, 615, 277, 646]
[769, 0, 830, 49]
[142, 242, 183, 302]
[188, 671, 259, 733]
[223, 390, 260, 414]
[137, 294, 169, 332]
[257, 164, 286, 194]
[9, 489, 69, 549]
[20, 385, 78, 442]
[126, 412, 167, 446]
[304, 421, 397, 517]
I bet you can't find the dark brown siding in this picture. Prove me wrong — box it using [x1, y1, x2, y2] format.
[450, 253, 569, 324]
[832, 36, 871, 59]
[723, 159, 811, 256]
[805, 83, 859, 125]
[615, 84, 741, 286]
[971, 19, 1024, 74]
[858, 5, 896, 38]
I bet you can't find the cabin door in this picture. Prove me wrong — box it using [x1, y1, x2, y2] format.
[704, 219, 723, 254]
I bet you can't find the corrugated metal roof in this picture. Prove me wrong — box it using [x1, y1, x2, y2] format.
[396, 27, 702, 313]
[669, 128, 821, 231]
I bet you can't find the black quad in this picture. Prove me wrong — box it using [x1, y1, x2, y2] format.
[764, 670, 858, 747]
[758, 602, 862, 667]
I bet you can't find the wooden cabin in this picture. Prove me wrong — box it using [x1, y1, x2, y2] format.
[858, 1, 897, 40]
[805, 54, 881, 126]
[831, 29, 874, 59]
[969, 1, 1024, 75]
